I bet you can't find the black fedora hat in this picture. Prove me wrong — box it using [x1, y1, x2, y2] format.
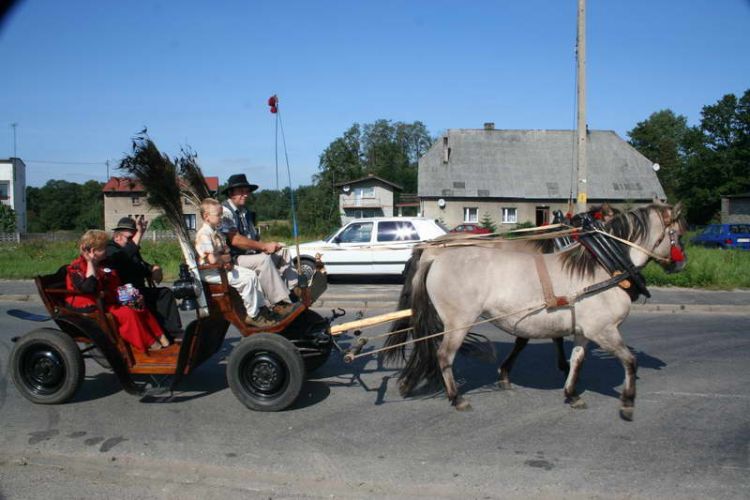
[114, 217, 137, 232]
[223, 174, 259, 195]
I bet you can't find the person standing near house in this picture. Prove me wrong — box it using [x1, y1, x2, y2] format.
[219, 174, 299, 317]
[105, 216, 183, 339]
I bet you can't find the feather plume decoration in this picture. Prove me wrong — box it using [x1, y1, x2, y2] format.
[176, 146, 211, 206]
[119, 133, 208, 316]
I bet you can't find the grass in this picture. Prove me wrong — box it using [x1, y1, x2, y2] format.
[2, 236, 749, 289]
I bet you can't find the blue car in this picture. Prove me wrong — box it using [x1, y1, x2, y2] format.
[691, 223, 750, 250]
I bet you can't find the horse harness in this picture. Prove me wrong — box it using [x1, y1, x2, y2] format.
[532, 210, 684, 333]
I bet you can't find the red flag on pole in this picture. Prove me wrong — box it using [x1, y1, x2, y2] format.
[268, 95, 278, 114]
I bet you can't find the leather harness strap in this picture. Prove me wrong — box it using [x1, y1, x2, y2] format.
[534, 255, 570, 308]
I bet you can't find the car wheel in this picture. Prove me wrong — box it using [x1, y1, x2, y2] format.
[298, 258, 317, 282]
[10, 328, 85, 404]
[227, 333, 305, 412]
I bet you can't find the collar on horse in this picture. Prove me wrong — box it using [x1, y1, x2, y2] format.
[574, 214, 650, 301]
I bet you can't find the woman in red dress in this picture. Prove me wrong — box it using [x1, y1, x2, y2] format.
[66, 230, 170, 352]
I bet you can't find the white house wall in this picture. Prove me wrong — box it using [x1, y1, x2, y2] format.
[0, 159, 27, 232]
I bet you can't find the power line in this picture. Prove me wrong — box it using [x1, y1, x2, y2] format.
[24, 159, 108, 165]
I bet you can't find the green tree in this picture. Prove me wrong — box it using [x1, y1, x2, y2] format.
[0, 204, 16, 232]
[680, 90, 750, 223]
[627, 109, 690, 202]
[479, 212, 496, 232]
[308, 119, 433, 233]
[74, 180, 104, 229]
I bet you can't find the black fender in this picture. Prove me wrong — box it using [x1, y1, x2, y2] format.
[52, 315, 143, 396]
[170, 316, 230, 390]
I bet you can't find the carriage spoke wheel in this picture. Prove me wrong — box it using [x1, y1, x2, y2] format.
[227, 333, 304, 412]
[10, 328, 84, 404]
[241, 352, 287, 397]
[22, 347, 66, 395]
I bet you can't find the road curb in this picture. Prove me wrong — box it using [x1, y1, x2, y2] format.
[2, 294, 748, 315]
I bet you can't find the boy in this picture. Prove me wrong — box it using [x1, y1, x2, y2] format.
[195, 198, 275, 328]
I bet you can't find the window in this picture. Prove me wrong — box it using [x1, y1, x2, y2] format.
[337, 222, 373, 243]
[353, 186, 375, 198]
[184, 214, 196, 230]
[131, 195, 141, 206]
[463, 207, 478, 223]
[502, 207, 517, 224]
[0, 182, 8, 199]
[377, 221, 419, 242]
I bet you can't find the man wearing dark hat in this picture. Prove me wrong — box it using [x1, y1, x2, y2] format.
[219, 174, 299, 318]
[106, 215, 183, 338]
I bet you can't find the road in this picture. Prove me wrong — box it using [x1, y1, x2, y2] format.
[0, 299, 748, 498]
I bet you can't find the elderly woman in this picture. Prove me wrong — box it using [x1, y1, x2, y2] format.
[65, 229, 170, 352]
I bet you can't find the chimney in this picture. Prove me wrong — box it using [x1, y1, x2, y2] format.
[484, 122, 495, 131]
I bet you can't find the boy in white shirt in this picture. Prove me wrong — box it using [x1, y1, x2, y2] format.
[195, 198, 275, 328]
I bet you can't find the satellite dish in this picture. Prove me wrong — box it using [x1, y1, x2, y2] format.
[437, 198, 446, 208]
[652, 163, 661, 172]
[342, 185, 351, 193]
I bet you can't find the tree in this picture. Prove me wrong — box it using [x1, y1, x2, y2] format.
[680, 90, 750, 223]
[479, 212, 496, 232]
[0, 204, 16, 232]
[307, 120, 433, 233]
[628, 89, 750, 224]
[628, 109, 690, 202]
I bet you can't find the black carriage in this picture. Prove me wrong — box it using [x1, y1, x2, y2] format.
[9, 262, 332, 412]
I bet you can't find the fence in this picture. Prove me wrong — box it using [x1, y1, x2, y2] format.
[0, 230, 194, 244]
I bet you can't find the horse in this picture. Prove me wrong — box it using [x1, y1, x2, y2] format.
[385, 204, 622, 384]
[384, 203, 686, 420]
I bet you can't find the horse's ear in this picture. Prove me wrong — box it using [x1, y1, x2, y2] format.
[659, 205, 673, 225]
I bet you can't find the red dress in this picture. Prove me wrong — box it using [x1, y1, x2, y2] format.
[65, 255, 164, 353]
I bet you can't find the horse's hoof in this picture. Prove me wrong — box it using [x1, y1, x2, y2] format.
[454, 399, 473, 411]
[567, 396, 587, 409]
[620, 407, 634, 421]
[498, 379, 512, 390]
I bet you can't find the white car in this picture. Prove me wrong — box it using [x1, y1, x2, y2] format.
[289, 217, 447, 278]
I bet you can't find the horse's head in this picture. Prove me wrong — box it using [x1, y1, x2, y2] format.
[651, 202, 688, 274]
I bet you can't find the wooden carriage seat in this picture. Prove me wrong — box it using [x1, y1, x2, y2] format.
[197, 263, 306, 336]
[36, 266, 181, 374]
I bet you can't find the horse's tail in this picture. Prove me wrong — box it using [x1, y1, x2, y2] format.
[380, 248, 424, 365]
[397, 256, 444, 397]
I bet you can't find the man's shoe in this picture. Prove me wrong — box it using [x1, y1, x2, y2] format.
[272, 301, 302, 319]
[244, 310, 277, 328]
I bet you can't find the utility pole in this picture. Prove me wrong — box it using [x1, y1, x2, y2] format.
[10, 123, 17, 158]
[575, 0, 588, 214]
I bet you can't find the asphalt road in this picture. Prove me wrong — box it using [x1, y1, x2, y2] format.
[0, 302, 748, 499]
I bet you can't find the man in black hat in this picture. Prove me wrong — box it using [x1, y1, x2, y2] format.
[219, 174, 299, 318]
[106, 215, 183, 338]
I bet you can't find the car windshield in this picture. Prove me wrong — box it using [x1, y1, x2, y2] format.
[337, 222, 373, 243]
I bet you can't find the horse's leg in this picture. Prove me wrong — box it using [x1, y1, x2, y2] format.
[438, 329, 472, 411]
[497, 337, 529, 390]
[563, 332, 588, 409]
[595, 326, 637, 421]
[554, 337, 570, 374]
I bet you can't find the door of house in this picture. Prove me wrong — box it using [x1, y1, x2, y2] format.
[536, 206, 550, 226]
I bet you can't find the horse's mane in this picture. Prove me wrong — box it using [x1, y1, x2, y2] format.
[559, 203, 670, 279]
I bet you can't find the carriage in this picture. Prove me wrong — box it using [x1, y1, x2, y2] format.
[8, 202, 687, 420]
[8, 259, 338, 412]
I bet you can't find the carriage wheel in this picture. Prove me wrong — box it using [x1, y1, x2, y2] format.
[227, 333, 304, 412]
[298, 258, 317, 282]
[10, 328, 85, 405]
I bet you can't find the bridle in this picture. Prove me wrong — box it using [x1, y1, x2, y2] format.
[593, 208, 685, 266]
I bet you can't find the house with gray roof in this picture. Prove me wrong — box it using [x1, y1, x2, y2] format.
[335, 174, 403, 224]
[419, 126, 665, 229]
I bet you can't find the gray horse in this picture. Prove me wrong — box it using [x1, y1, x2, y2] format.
[385, 203, 686, 420]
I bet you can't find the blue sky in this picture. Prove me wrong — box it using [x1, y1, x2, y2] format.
[1, 0, 748, 188]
